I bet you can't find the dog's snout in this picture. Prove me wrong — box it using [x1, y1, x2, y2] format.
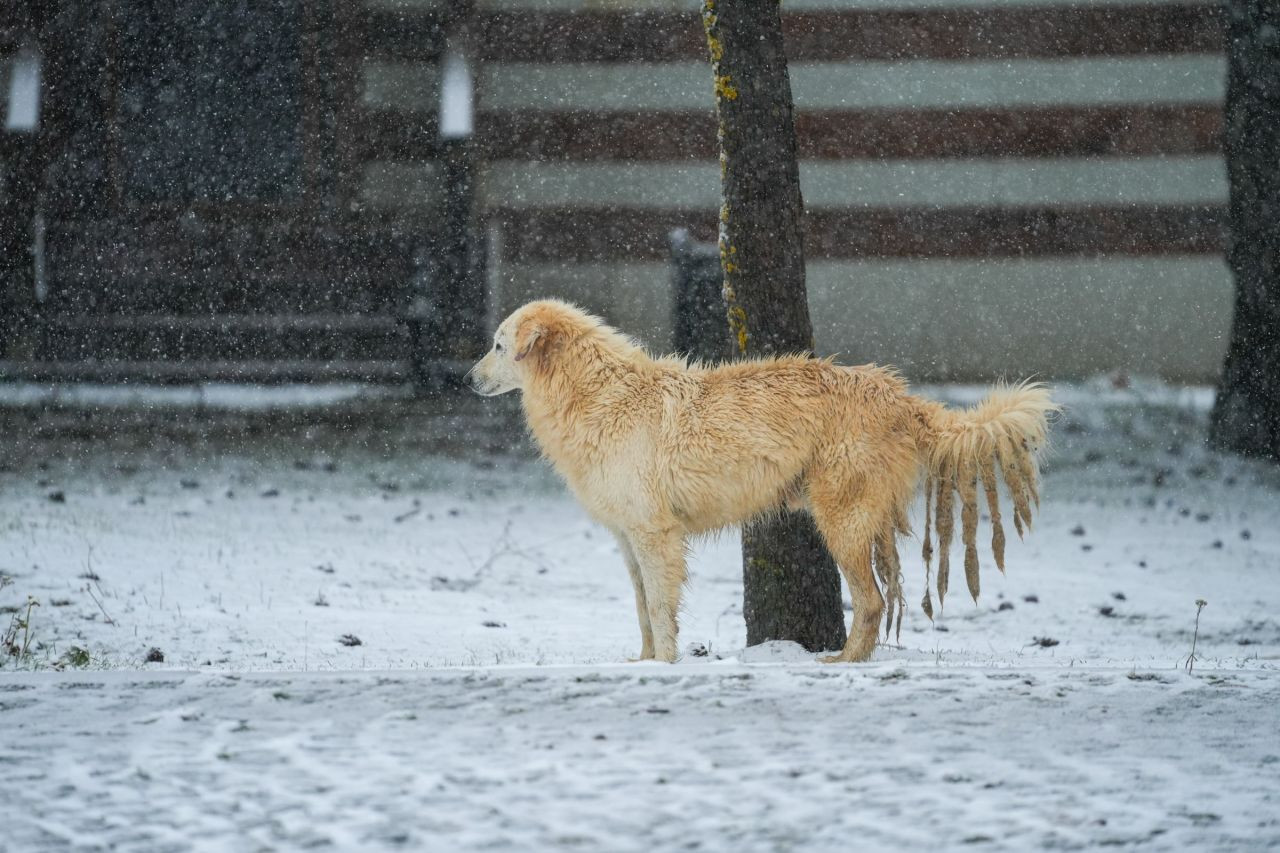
[466, 350, 515, 397]
[466, 360, 496, 396]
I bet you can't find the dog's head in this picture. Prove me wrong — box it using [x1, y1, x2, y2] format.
[467, 300, 582, 396]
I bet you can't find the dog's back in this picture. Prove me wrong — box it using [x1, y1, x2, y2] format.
[657, 357, 919, 533]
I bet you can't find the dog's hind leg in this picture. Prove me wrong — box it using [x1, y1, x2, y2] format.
[614, 532, 655, 660]
[809, 477, 887, 663]
[630, 527, 688, 662]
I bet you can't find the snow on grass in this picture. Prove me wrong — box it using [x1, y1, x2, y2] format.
[2, 382, 1278, 850]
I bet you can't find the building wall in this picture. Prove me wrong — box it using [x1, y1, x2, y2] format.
[5, 0, 1234, 381]
[462, 0, 1231, 381]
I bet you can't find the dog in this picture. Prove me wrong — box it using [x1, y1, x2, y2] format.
[469, 299, 1054, 663]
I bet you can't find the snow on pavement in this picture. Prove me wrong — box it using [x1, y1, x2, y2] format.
[2, 382, 1279, 851]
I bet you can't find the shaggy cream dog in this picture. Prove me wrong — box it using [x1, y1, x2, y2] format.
[469, 300, 1054, 663]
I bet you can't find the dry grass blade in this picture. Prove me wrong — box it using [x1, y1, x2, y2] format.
[959, 458, 981, 603]
[979, 454, 1006, 572]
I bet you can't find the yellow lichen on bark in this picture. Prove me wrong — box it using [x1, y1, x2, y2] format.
[704, 0, 745, 355]
[714, 75, 739, 101]
[727, 305, 749, 353]
[705, 30, 723, 63]
[702, 2, 723, 68]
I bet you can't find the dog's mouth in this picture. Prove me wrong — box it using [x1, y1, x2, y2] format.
[466, 367, 506, 397]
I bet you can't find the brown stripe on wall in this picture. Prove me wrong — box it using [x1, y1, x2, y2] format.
[476, 6, 1223, 64]
[797, 106, 1223, 159]
[474, 112, 716, 162]
[806, 206, 1225, 258]
[464, 106, 1222, 162]
[495, 209, 718, 264]
[354, 110, 446, 160]
[353, 10, 450, 61]
[493, 205, 1225, 263]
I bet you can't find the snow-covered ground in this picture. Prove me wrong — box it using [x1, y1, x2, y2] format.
[2, 381, 1278, 851]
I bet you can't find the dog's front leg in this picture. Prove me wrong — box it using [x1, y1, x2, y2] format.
[614, 532, 655, 660]
[630, 528, 688, 663]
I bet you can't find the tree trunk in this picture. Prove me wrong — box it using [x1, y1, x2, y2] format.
[702, 0, 845, 653]
[1210, 0, 1280, 459]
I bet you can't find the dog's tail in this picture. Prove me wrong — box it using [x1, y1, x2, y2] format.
[910, 382, 1056, 617]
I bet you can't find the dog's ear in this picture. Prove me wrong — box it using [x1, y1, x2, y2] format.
[513, 317, 545, 362]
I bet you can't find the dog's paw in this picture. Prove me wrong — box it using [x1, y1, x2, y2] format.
[820, 650, 871, 664]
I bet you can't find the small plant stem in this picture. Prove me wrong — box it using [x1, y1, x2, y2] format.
[1185, 599, 1207, 672]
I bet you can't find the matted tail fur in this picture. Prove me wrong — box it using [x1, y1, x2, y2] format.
[914, 382, 1056, 612]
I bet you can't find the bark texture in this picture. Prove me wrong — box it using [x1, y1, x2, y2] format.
[1210, 0, 1280, 458]
[703, 0, 844, 653]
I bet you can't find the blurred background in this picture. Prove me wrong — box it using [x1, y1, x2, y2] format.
[0, 0, 1228, 386]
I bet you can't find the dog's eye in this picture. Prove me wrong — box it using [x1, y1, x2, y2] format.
[495, 341, 504, 352]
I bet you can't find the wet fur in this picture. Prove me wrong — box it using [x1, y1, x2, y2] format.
[470, 300, 1055, 662]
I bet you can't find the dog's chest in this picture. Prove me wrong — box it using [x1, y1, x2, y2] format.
[543, 433, 653, 527]
[524, 384, 663, 526]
